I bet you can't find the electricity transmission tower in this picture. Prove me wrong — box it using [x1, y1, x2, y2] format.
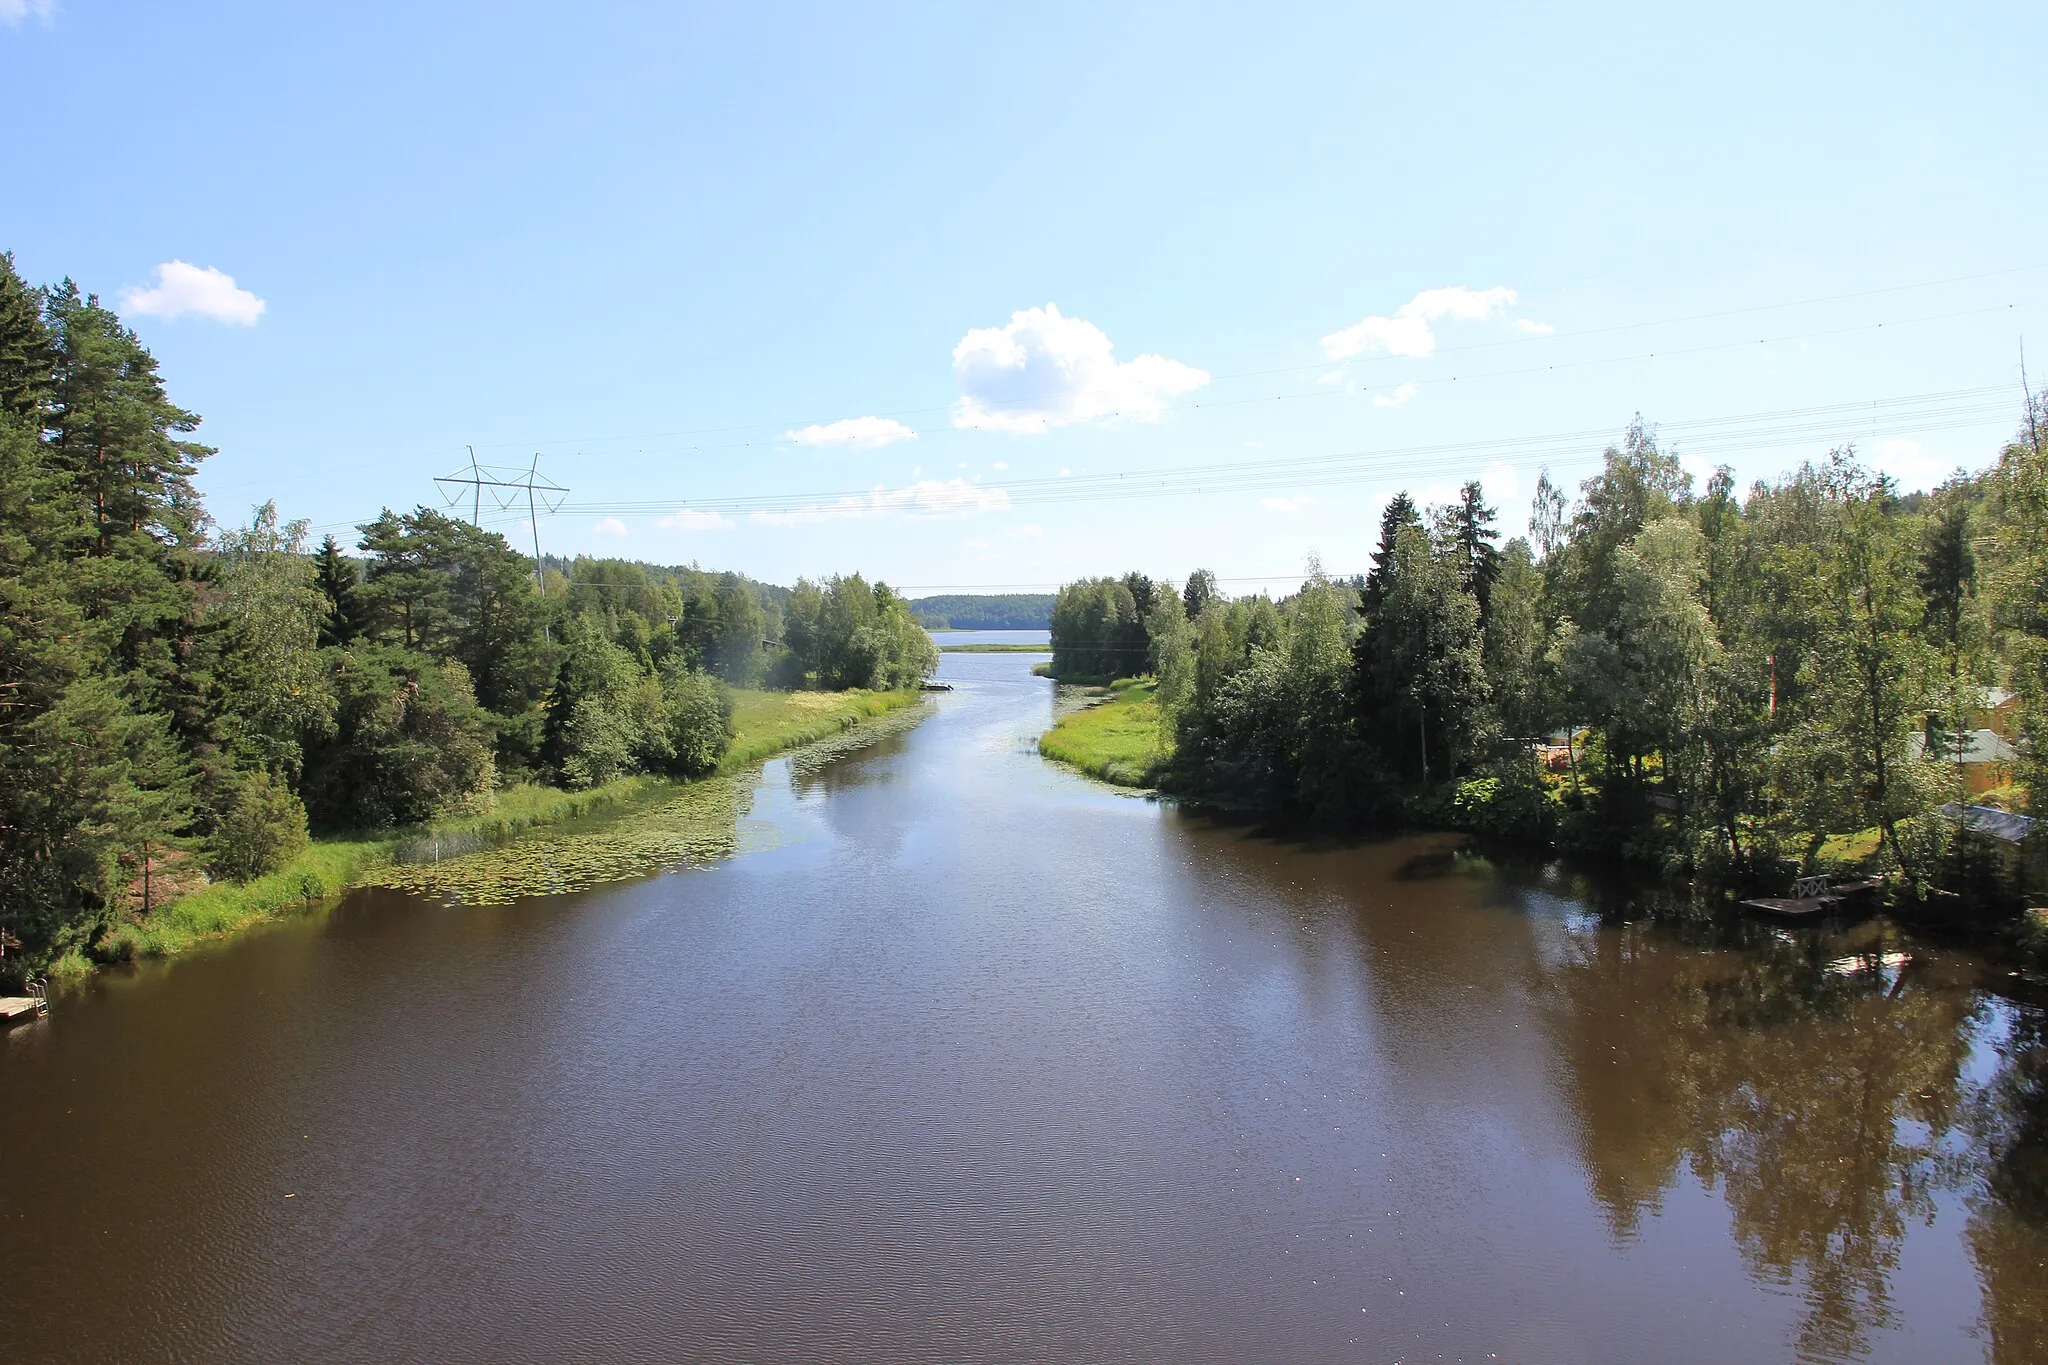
[433, 448, 570, 593]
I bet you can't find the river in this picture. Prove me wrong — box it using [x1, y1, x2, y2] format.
[2, 649, 2045, 1363]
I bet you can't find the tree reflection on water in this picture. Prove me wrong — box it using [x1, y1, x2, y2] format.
[1548, 906, 2045, 1363]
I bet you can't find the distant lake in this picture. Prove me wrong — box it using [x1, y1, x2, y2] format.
[3, 650, 2043, 1363]
[926, 627, 1050, 647]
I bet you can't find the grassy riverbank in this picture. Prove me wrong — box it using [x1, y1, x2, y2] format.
[938, 643, 1052, 653]
[80, 688, 921, 975]
[1037, 678, 1166, 788]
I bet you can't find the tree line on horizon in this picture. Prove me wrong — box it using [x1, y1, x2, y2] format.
[909, 593, 1053, 631]
[1051, 411, 2048, 928]
[0, 253, 935, 978]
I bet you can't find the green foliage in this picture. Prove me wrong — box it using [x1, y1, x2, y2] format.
[783, 573, 937, 689]
[302, 645, 497, 827]
[1047, 410, 2045, 929]
[208, 769, 310, 884]
[909, 593, 1053, 630]
[1050, 575, 1150, 679]
[206, 502, 335, 782]
[653, 662, 734, 777]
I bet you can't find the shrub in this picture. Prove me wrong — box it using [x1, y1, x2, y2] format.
[301, 645, 498, 827]
[208, 770, 310, 883]
[656, 666, 733, 777]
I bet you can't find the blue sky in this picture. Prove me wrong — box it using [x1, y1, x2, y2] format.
[5, 1, 2046, 596]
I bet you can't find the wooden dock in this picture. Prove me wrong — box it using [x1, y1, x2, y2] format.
[0, 996, 47, 1024]
[1739, 877, 1885, 921]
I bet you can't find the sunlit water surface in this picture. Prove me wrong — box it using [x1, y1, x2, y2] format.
[3, 652, 2045, 1363]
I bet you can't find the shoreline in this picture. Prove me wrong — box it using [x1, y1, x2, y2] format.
[1033, 674, 2048, 969]
[69, 688, 923, 979]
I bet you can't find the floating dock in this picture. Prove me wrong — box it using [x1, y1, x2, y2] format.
[1739, 877, 1885, 921]
[0, 996, 46, 1025]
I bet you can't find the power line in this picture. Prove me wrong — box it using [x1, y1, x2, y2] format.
[455, 261, 2048, 452]
[213, 262, 2048, 504]
[432, 452, 570, 596]
[548, 384, 2018, 519]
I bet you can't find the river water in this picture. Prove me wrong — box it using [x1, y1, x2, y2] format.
[3, 651, 2045, 1363]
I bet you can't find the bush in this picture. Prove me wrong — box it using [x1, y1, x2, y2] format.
[208, 770, 310, 883]
[301, 645, 498, 828]
[656, 666, 733, 776]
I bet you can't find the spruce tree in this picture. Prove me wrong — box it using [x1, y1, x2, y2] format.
[1444, 480, 1501, 621]
[313, 533, 367, 646]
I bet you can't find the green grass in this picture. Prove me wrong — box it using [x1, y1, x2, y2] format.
[721, 688, 922, 769]
[1038, 677, 1167, 788]
[89, 687, 925, 971]
[1817, 827, 1885, 866]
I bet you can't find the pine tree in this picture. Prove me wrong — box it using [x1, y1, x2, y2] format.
[44, 281, 213, 555]
[0, 252, 53, 425]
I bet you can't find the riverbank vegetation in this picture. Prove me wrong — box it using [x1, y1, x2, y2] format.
[1047, 411, 2048, 939]
[0, 253, 935, 981]
[1038, 679, 1165, 787]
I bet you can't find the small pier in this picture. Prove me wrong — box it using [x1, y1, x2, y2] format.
[0, 978, 49, 1025]
[1739, 876, 1885, 921]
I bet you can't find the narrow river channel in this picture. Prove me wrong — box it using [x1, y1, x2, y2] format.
[3, 649, 2045, 1363]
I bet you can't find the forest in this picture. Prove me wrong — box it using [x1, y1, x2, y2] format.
[0, 254, 936, 978]
[909, 593, 1054, 630]
[1050, 412, 2048, 933]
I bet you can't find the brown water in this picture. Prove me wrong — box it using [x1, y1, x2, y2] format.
[4, 651, 2046, 1364]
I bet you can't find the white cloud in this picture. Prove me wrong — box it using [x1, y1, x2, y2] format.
[951, 303, 1209, 433]
[1006, 523, 1045, 539]
[119, 261, 266, 325]
[1371, 382, 1419, 409]
[656, 508, 736, 532]
[786, 415, 916, 448]
[592, 517, 628, 537]
[1515, 318, 1556, 335]
[0, 0, 54, 24]
[1478, 460, 1521, 511]
[1869, 437, 1950, 492]
[1321, 285, 1541, 360]
[992, 460, 1009, 470]
[1260, 496, 1308, 513]
[752, 478, 1012, 527]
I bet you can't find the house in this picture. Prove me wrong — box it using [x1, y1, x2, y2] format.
[1916, 687, 2024, 796]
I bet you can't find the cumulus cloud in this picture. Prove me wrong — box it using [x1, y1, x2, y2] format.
[0, 0, 54, 24]
[656, 508, 736, 532]
[1321, 285, 1541, 360]
[1261, 496, 1312, 513]
[786, 415, 916, 448]
[592, 517, 628, 537]
[952, 303, 1209, 433]
[119, 261, 266, 325]
[752, 478, 1011, 527]
[1371, 382, 1419, 409]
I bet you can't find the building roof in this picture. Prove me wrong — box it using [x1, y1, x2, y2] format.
[1935, 803, 2037, 844]
[1909, 728, 2018, 764]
